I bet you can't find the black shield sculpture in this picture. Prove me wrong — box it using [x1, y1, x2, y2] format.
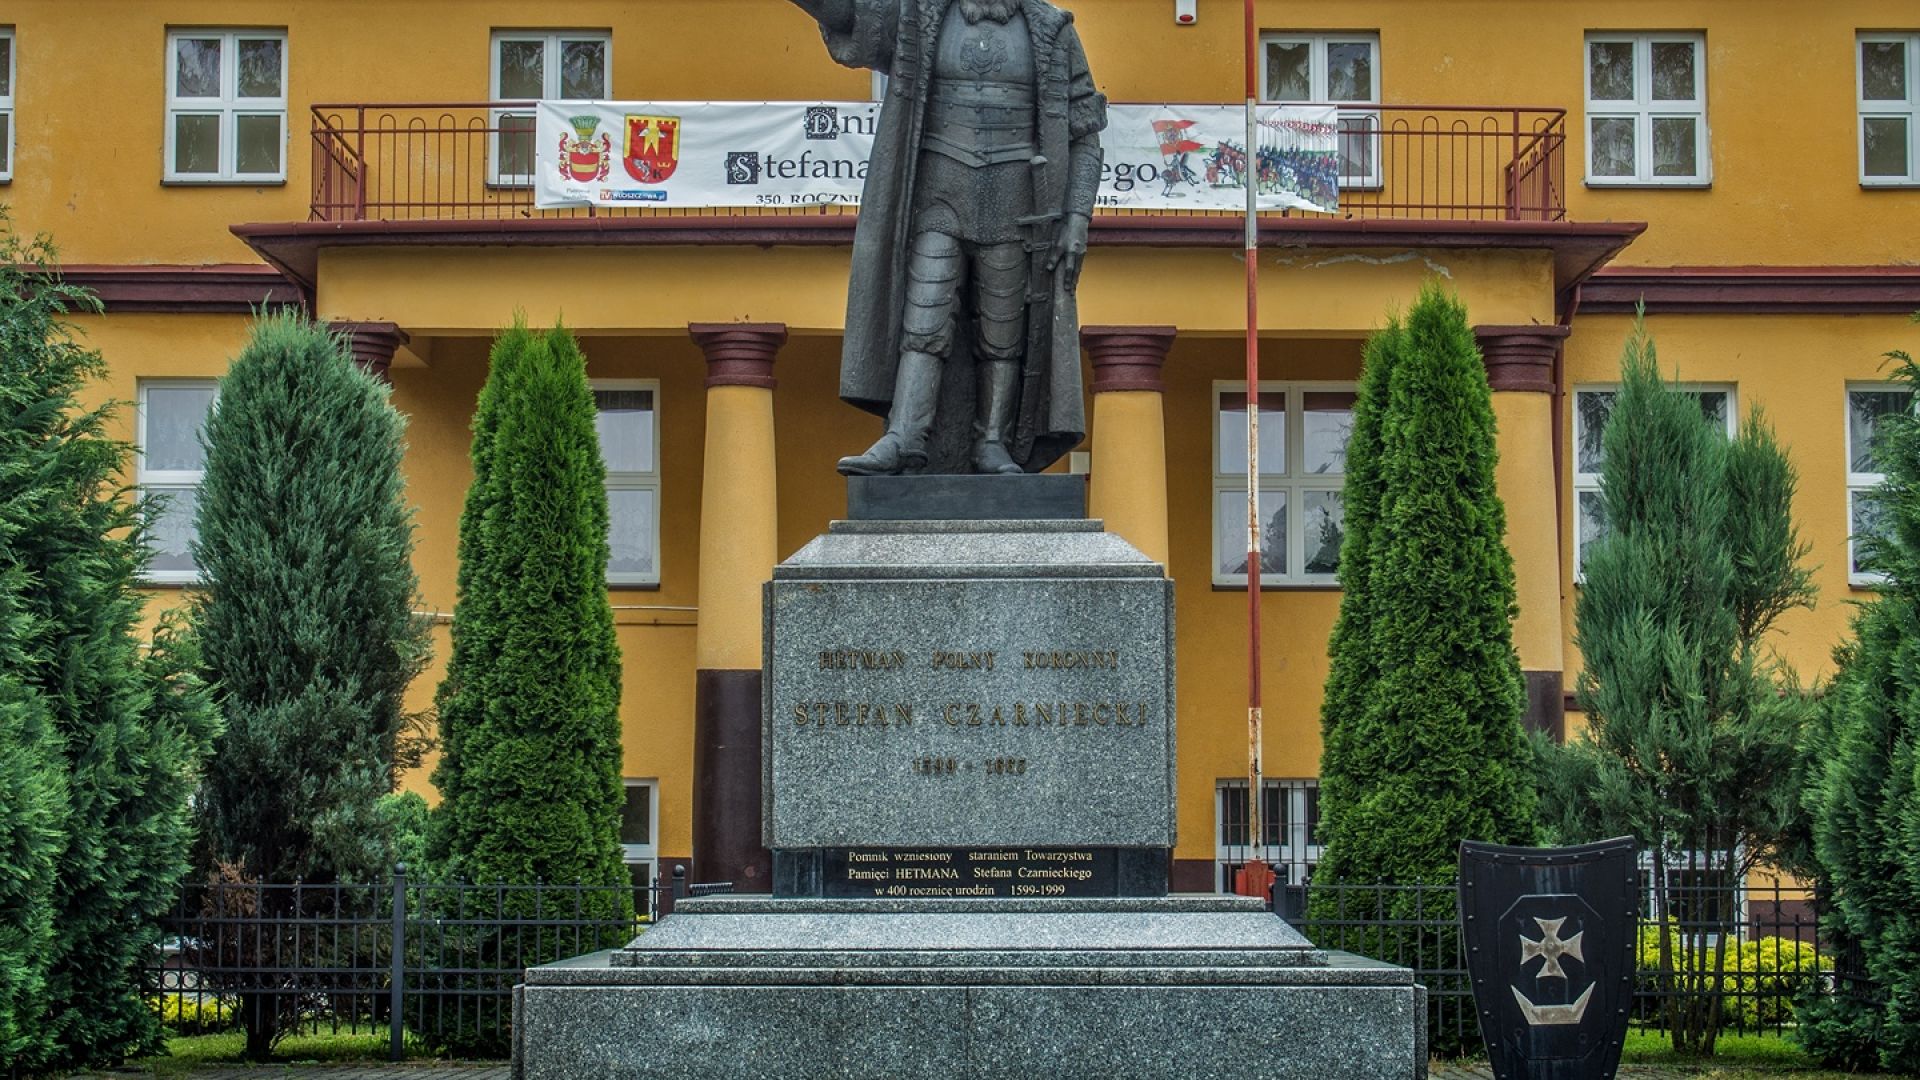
[1459, 837, 1638, 1080]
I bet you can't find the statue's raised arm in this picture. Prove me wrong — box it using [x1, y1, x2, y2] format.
[784, 0, 901, 74]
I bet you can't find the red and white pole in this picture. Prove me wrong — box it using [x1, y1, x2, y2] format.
[1236, 0, 1272, 901]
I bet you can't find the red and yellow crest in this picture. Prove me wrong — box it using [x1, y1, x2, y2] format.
[623, 114, 681, 184]
[559, 115, 612, 183]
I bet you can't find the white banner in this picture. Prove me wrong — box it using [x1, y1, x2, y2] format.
[535, 101, 1338, 214]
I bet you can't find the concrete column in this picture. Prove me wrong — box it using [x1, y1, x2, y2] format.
[688, 322, 786, 891]
[328, 321, 408, 383]
[1084, 326, 1175, 567]
[1475, 324, 1572, 740]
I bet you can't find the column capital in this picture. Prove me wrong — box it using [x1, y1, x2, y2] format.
[1082, 325, 1177, 394]
[329, 321, 408, 383]
[1474, 324, 1571, 394]
[689, 323, 787, 389]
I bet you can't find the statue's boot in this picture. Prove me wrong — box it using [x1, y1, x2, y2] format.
[970, 359, 1024, 475]
[837, 350, 941, 476]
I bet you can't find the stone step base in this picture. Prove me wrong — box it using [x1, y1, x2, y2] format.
[514, 899, 1427, 1080]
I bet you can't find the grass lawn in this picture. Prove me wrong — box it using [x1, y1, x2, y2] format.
[1428, 1029, 1907, 1079]
[111, 1030, 437, 1077]
[1623, 1028, 1815, 1066]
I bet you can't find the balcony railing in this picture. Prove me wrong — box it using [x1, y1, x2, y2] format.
[310, 102, 1565, 225]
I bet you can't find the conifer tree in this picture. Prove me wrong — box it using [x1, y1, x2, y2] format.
[0, 242, 72, 1072]
[431, 324, 628, 912]
[1314, 317, 1401, 877]
[0, 219, 220, 1071]
[1313, 284, 1536, 898]
[426, 322, 534, 875]
[193, 312, 431, 887]
[1540, 318, 1814, 1054]
[1802, 330, 1920, 1072]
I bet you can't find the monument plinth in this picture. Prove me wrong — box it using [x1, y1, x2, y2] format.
[764, 514, 1175, 897]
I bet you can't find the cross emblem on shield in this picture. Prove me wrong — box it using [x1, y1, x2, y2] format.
[1459, 838, 1638, 1080]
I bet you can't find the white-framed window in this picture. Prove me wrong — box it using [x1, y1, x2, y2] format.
[1260, 32, 1380, 187]
[1585, 32, 1710, 185]
[137, 380, 219, 584]
[0, 29, 14, 183]
[491, 30, 610, 186]
[1215, 779, 1321, 889]
[620, 779, 660, 919]
[592, 379, 660, 586]
[1212, 381, 1356, 587]
[1846, 383, 1914, 585]
[1572, 384, 1735, 578]
[164, 29, 286, 183]
[1860, 33, 1920, 184]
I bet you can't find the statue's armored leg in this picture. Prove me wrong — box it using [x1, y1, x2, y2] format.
[970, 241, 1027, 475]
[836, 230, 964, 477]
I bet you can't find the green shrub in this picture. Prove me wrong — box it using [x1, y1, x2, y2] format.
[1634, 924, 1829, 1029]
[147, 993, 238, 1036]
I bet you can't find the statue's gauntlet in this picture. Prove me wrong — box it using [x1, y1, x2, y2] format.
[1065, 141, 1105, 220]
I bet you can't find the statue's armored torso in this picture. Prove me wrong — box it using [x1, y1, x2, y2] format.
[914, 3, 1038, 246]
[925, 4, 1036, 168]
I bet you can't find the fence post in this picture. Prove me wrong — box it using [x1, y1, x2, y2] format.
[390, 863, 407, 1062]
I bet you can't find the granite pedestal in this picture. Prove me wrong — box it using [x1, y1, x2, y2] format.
[513, 501, 1426, 1078]
[515, 896, 1427, 1079]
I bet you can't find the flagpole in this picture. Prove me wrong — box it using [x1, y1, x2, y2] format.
[1238, 0, 1269, 899]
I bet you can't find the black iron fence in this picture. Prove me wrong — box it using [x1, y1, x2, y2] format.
[148, 867, 1871, 1059]
[1277, 877, 1860, 1050]
[145, 865, 730, 1059]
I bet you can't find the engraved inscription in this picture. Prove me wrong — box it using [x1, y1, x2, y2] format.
[820, 847, 1115, 899]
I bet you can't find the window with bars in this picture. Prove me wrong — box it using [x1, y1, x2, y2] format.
[1847, 383, 1914, 585]
[1215, 779, 1321, 888]
[0, 29, 14, 183]
[1259, 32, 1380, 187]
[491, 30, 611, 186]
[592, 380, 661, 586]
[1585, 32, 1709, 185]
[1572, 385, 1734, 579]
[1212, 382, 1356, 587]
[1860, 33, 1920, 184]
[165, 30, 286, 182]
[138, 380, 219, 583]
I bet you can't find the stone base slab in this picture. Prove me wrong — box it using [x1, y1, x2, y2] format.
[514, 898, 1427, 1079]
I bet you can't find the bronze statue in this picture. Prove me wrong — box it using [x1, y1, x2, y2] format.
[785, 0, 1107, 476]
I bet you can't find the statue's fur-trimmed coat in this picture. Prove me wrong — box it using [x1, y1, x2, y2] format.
[814, 0, 1107, 472]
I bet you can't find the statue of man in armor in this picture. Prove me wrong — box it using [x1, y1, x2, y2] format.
[784, 0, 1108, 476]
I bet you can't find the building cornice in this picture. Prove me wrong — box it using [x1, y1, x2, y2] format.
[1582, 266, 1920, 315]
[229, 215, 1646, 311]
[39, 264, 301, 313]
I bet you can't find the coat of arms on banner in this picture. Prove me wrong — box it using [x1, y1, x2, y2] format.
[559, 116, 612, 184]
[624, 114, 681, 184]
[1459, 838, 1638, 1080]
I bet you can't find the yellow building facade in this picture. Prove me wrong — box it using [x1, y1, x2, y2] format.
[5, 0, 1917, 895]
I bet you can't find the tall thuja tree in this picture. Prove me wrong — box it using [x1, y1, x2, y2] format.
[193, 312, 432, 895]
[1803, 332, 1920, 1072]
[427, 321, 534, 876]
[0, 232, 74, 1071]
[433, 324, 627, 908]
[0, 221, 220, 1071]
[1313, 316, 1401, 887]
[1541, 318, 1814, 1054]
[1312, 286, 1537, 979]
